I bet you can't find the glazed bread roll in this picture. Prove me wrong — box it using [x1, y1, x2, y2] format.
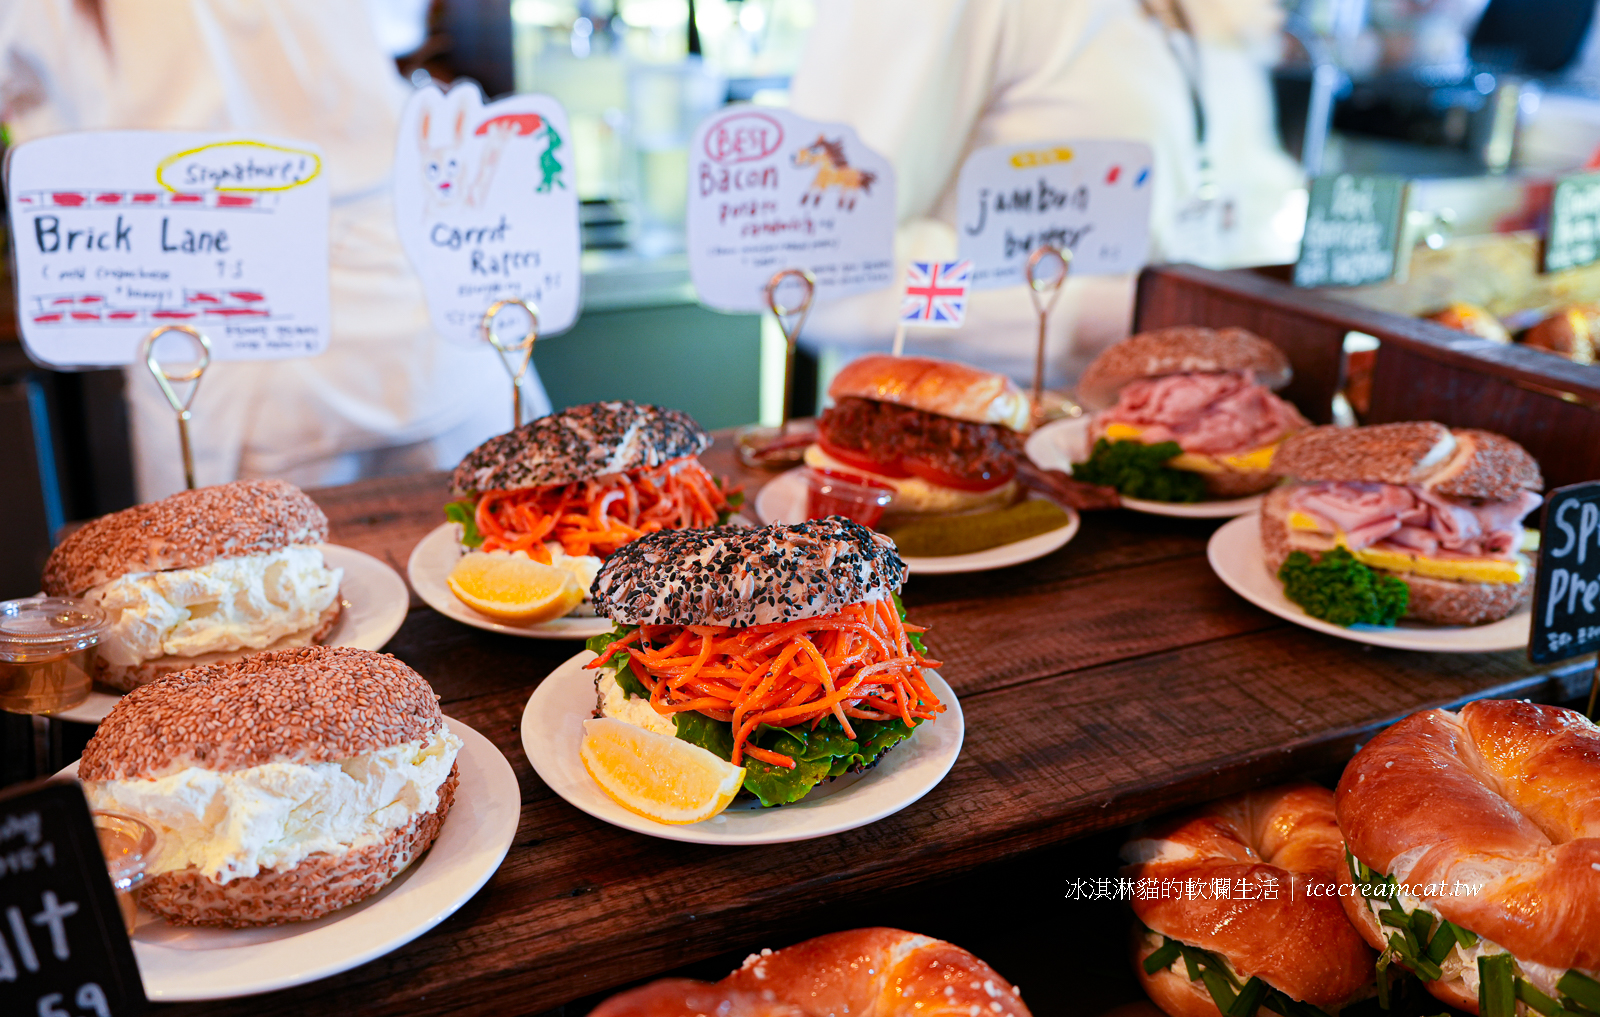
[828, 354, 1031, 431]
[1336, 700, 1600, 1012]
[1427, 303, 1511, 343]
[591, 928, 1031, 1017]
[1522, 305, 1599, 365]
[79, 646, 461, 927]
[42, 479, 343, 691]
[1122, 784, 1375, 1017]
[1265, 423, 1544, 626]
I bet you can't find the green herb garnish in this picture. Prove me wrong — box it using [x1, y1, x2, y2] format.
[1144, 935, 1332, 1017]
[1480, 954, 1517, 1017]
[444, 499, 484, 547]
[1278, 547, 1409, 627]
[1071, 438, 1207, 502]
[1560, 972, 1600, 1013]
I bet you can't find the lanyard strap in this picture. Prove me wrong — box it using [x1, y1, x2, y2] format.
[1139, 0, 1213, 190]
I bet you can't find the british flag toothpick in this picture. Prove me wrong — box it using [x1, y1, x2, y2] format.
[900, 260, 971, 328]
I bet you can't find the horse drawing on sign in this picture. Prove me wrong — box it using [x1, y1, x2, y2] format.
[794, 137, 877, 210]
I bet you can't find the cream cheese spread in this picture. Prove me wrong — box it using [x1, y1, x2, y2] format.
[84, 726, 462, 883]
[86, 546, 343, 666]
[595, 671, 677, 737]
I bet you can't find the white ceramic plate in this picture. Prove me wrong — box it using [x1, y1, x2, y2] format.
[522, 650, 963, 845]
[753, 468, 1079, 574]
[57, 716, 518, 1001]
[1026, 415, 1264, 519]
[57, 545, 410, 726]
[408, 522, 612, 640]
[1207, 513, 1533, 652]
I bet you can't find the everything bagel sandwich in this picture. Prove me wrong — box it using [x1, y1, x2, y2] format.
[445, 401, 739, 599]
[1336, 700, 1600, 1014]
[807, 354, 1031, 519]
[79, 646, 461, 927]
[583, 518, 943, 807]
[42, 479, 343, 692]
[1264, 422, 1543, 627]
[1076, 326, 1309, 500]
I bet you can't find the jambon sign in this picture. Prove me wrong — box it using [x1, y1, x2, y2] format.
[686, 105, 895, 312]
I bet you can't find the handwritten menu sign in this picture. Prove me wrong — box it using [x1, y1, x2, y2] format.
[1544, 172, 1600, 274]
[0, 780, 145, 1015]
[5, 131, 330, 368]
[956, 140, 1154, 290]
[394, 82, 581, 343]
[1293, 174, 1408, 288]
[1530, 482, 1600, 665]
[686, 106, 895, 312]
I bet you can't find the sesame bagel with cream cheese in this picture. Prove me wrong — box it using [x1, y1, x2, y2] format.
[1077, 327, 1308, 499]
[1265, 423, 1544, 626]
[584, 520, 940, 807]
[42, 479, 343, 692]
[80, 646, 461, 926]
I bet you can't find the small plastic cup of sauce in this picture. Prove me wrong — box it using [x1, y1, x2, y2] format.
[803, 467, 894, 528]
[0, 597, 108, 715]
[93, 812, 156, 935]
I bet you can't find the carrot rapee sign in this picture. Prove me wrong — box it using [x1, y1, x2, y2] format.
[393, 82, 580, 343]
[686, 105, 895, 312]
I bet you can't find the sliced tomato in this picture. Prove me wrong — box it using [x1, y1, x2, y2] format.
[902, 457, 1015, 492]
[815, 436, 909, 478]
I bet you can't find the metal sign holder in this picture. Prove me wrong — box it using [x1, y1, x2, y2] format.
[766, 268, 816, 430]
[140, 324, 212, 491]
[481, 298, 540, 428]
[1025, 245, 1070, 428]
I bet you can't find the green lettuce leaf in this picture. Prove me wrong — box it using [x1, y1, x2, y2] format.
[444, 499, 484, 548]
[587, 625, 649, 697]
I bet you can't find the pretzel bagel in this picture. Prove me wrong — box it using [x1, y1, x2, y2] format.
[1122, 784, 1374, 1016]
[589, 928, 1031, 1017]
[1335, 700, 1600, 1010]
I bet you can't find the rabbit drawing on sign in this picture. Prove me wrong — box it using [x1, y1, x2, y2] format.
[418, 88, 513, 213]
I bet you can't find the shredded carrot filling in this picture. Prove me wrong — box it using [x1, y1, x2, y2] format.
[584, 599, 943, 768]
[475, 457, 739, 561]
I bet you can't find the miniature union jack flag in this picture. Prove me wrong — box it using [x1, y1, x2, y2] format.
[900, 260, 971, 328]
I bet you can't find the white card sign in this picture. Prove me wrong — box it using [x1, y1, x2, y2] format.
[687, 105, 895, 312]
[394, 83, 580, 343]
[956, 140, 1154, 290]
[5, 131, 330, 367]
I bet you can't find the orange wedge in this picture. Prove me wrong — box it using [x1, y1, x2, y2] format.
[580, 718, 745, 824]
[447, 551, 585, 623]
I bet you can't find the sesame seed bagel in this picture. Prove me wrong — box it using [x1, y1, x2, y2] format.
[591, 518, 907, 628]
[42, 479, 328, 597]
[1078, 326, 1292, 411]
[80, 645, 443, 780]
[93, 598, 343, 694]
[1261, 487, 1535, 626]
[137, 765, 457, 927]
[1270, 423, 1542, 502]
[451, 400, 712, 495]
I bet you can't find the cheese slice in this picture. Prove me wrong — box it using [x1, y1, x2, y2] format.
[1101, 423, 1278, 475]
[1287, 512, 1529, 584]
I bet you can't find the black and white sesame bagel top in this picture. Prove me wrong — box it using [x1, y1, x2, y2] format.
[79, 646, 444, 781]
[590, 518, 907, 627]
[450, 401, 712, 495]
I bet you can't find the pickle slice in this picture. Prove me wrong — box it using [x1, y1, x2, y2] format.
[885, 500, 1073, 557]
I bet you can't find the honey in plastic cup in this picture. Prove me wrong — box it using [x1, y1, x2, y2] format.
[0, 597, 108, 715]
[93, 812, 157, 935]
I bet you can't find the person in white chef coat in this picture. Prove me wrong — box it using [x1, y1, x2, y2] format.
[788, 0, 1305, 392]
[0, 0, 548, 501]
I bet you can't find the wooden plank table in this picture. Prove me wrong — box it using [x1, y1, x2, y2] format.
[175, 434, 1592, 1016]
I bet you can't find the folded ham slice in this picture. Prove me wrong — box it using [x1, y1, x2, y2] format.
[1096, 371, 1308, 456]
[1289, 482, 1542, 559]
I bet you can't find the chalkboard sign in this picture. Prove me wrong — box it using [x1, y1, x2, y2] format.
[1544, 171, 1600, 274]
[1293, 174, 1409, 288]
[0, 780, 145, 1015]
[1530, 481, 1600, 664]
